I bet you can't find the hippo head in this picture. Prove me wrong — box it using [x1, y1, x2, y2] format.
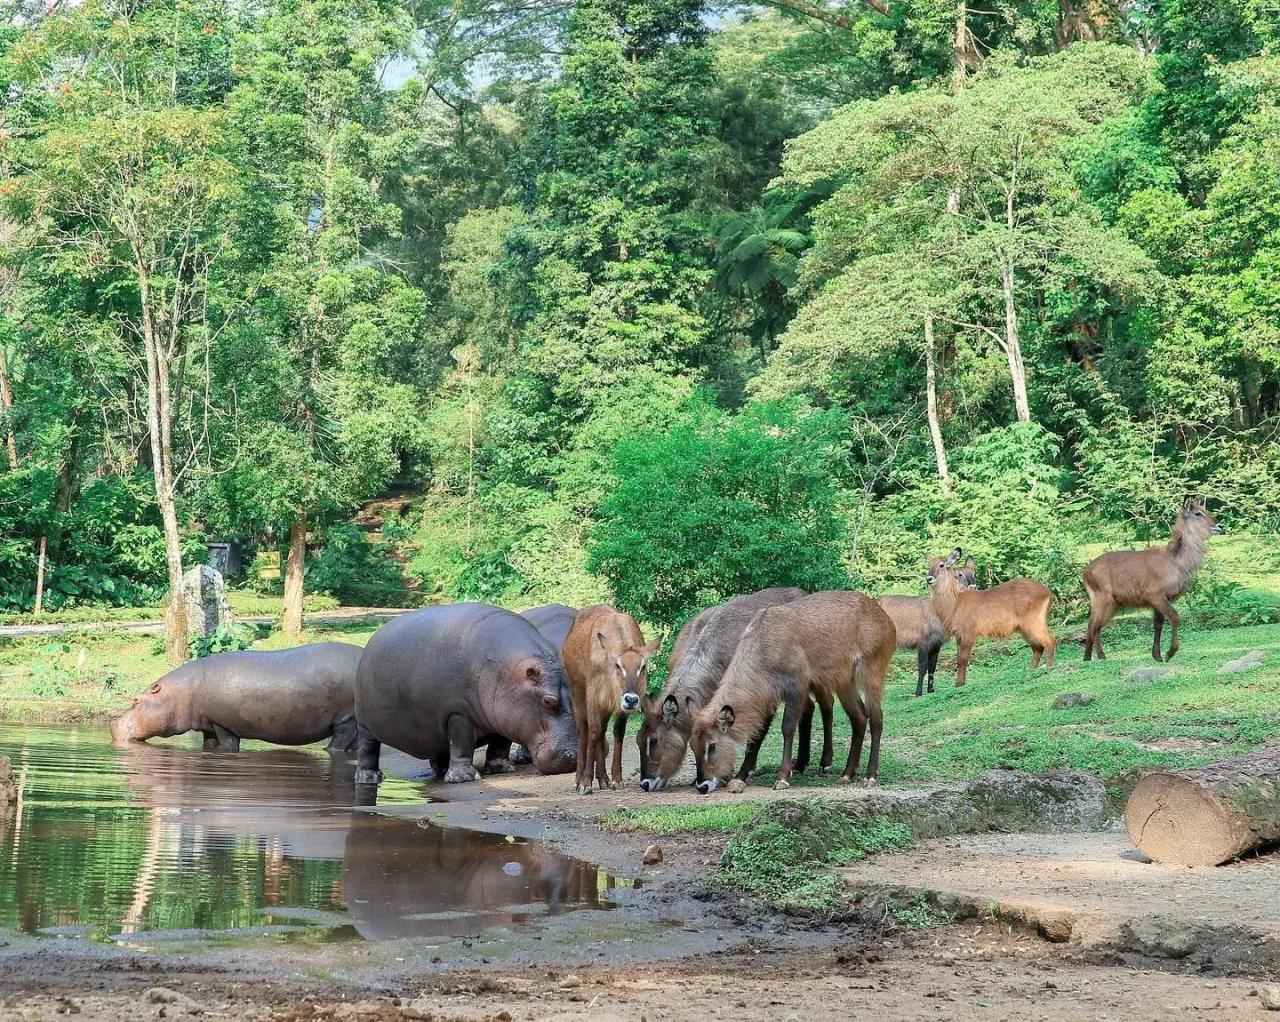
[108, 677, 188, 746]
[637, 692, 695, 792]
[512, 657, 578, 775]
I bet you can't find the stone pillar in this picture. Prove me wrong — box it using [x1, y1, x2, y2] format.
[181, 564, 234, 642]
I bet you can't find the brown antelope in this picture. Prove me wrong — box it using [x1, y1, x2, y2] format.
[925, 549, 1055, 687]
[563, 605, 662, 794]
[635, 588, 836, 792]
[689, 591, 895, 793]
[1083, 499, 1221, 662]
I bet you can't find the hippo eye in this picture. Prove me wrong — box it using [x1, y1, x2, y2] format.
[540, 693, 558, 711]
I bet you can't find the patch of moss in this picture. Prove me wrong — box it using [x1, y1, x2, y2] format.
[716, 800, 913, 913]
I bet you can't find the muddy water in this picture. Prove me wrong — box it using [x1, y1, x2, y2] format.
[0, 724, 633, 946]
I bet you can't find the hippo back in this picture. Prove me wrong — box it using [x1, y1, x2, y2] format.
[519, 604, 578, 653]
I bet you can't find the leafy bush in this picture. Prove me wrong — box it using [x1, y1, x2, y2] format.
[188, 624, 257, 660]
[587, 398, 850, 627]
[307, 524, 413, 607]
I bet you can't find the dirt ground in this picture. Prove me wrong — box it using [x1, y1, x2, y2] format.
[5, 746, 1280, 1020]
[1, 925, 1271, 1021]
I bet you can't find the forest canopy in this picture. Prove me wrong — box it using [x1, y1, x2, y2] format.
[0, 0, 1277, 645]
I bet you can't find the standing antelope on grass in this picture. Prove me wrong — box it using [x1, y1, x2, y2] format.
[875, 595, 947, 698]
[689, 591, 895, 793]
[563, 605, 662, 794]
[925, 549, 1055, 687]
[1083, 498, 1221, 663]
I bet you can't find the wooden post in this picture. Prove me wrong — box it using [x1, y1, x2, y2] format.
[33, 536, 46, 616]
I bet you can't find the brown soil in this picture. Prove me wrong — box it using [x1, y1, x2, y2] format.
[0, 924, 1267, 1021]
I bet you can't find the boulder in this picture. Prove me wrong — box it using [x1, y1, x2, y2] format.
[1217, 650, 1264, 675]
[179, 565, 233, 643]
[1052, 692, 1095, 710]
[1124, 665, 1173, 685]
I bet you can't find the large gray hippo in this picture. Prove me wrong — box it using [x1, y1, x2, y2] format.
[354, 603, 578, 784]
[108, 643, 362, 751]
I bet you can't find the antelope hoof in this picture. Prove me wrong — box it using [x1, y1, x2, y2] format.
[575, 783, 593, 795]
[773, 779, 790, 791]
[609, 781, 620, 791]
[862, 777, 879, 788]
[838, 775, 853, 786]
[727, 778, 747, 794]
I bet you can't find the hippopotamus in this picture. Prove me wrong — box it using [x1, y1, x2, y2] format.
[353, 603, 578, 784]
[508, 603, 579, 766]
[108, 643, 362, 751]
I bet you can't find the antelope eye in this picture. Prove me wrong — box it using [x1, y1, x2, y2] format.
[706, 742, 717, 756]
[1195, 510, 1204, 516]
[647, 737, 657, 751]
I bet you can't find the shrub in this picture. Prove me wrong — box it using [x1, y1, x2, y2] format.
[587, 398, 850, 627]
[307, 524, 412, 607]
[188, 624, 257, 660]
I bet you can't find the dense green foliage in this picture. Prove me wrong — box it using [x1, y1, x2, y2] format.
[0, 0, 1276, 625]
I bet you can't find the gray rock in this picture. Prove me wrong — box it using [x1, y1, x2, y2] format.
[1259, 985, 1280, 1010]
[1217, 649, 1264, 675]
[1121, 916, 1197, 960]
[0, 755, 14, 807]
[643, 843, 663, 865]
[1052, 692, 1095, 710]
[179, 565, 233, 642]
[1125, 665, 1174, 685]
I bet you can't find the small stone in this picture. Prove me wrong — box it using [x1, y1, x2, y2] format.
[1037, 912, 1073, 943]
[642, 843, 663, 866]
[1259, 986, 1280, 1010]
[727, 778, 747, 794]
[558, 975, 583, 989]
[495, 1012, 513, 1021]
[144, 988, 205, 1015]
[1051, 692, 1094, 710]
[1217, 650, 1264, 675]
[1125, 666, 1173, 685]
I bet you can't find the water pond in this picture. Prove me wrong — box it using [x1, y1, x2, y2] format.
[0, 724, 634, 947]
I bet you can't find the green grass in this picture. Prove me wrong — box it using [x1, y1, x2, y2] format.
[0, 590, 341, 628]
[716, 801, 914, 913]
[601, 801, 767, 834]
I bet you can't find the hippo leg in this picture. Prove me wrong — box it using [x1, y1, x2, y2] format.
[354, 723, 383, 785]
[511, 744, 533, 766]
[212, 724, 240, 751]
[328, 716, 358, 754]
[484, 736, 516, 774]
[202, 730, 218, 751]
[443, 715, 479, 784]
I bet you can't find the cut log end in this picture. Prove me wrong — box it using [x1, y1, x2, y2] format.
[1124, 748, 1280, 866]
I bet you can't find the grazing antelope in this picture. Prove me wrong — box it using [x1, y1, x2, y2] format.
[689, 591, 895, 793]
[635, 588, 835, 792]
[563, 605, 661, 794]
[1083, 499, 1221, 662]
[925, 549, 1055, 687]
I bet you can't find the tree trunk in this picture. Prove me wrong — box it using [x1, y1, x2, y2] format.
[923, 314, 952, 496]
[0, 344, 17, 470]
[952, 2, 969, 93]
[159, 482, 187, 661]
[1000, 256, 1031, 423]
[282, 510, 306, 637]
[1124, 746, 1280, 866]
[33, 536, 46, 616]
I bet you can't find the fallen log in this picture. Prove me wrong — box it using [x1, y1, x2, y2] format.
[1124, 746, 1280, 865]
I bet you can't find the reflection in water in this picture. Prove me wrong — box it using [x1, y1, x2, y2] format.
[0, 724, 633, 943]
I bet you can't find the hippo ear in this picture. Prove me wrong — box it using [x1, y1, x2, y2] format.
[717, 706, 735, 733]
[148, 682, 162, 694]
[663, 694, 680, 723]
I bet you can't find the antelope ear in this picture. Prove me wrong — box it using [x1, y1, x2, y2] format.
[946, 547, 963, 566]
[717, 706, 735, 733]
[642, 634, 664, 657]
[596, 631, 609, 650]
[663, 694, 680, 723]
[965, 558, 975, 568]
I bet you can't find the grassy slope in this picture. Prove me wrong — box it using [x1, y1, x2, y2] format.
[0, 590, 340, 628]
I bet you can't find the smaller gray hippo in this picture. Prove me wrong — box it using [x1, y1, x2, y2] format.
[109, 643, 362, 751]
[508, 603, 579, 766]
